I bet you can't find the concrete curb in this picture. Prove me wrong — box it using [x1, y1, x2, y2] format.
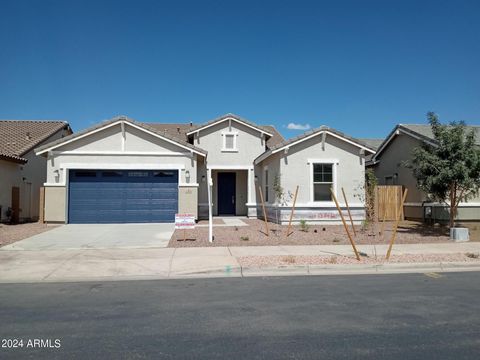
[1, 262, 479, 284]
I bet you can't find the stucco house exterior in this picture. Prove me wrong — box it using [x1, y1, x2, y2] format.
[0, 120, 72, 223]
[35, 114, 375, 224]
[369, 124, 480, 222]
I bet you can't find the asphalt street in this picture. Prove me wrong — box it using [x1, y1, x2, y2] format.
[0, 272, 479, 359]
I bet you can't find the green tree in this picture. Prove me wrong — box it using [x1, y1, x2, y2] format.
[409, 112, 480, 227]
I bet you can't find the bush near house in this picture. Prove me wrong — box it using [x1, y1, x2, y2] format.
[408, 112, 480, 228]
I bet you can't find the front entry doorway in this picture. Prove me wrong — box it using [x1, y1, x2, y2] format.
[217, 172, 236, 215]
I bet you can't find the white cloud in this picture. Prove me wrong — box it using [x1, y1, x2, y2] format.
[286, 122, 311, 130]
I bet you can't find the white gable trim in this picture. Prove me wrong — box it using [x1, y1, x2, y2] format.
[372, 126, 436, 162]
[273, 130, 374, 155]
[255, 130, 374, 164]
[36, 120, 206, 157]
[186, 116, 273, 137]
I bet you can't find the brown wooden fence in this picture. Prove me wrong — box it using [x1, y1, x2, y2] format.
[376, 185, 403, 221]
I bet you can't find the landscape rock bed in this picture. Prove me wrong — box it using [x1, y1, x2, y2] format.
[169, 219, 451, 247]
[0, 222, 58, 247]
[238, 253, 480, 267]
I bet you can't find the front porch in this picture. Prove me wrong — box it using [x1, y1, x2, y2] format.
[198, 166, 256, 219]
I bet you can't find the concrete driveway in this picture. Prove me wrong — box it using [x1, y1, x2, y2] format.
[0, 223, 175, 251]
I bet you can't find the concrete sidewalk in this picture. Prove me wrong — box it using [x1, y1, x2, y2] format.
[0, 243, 479, 283]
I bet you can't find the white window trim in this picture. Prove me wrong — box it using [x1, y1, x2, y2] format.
[308, 159, 338, 203]
[221, 131, 238, 152]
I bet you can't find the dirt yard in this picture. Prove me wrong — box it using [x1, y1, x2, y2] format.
[0, 222, 58, 247]
[169, 219, 454, 247]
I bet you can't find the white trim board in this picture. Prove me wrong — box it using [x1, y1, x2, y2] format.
[186, 116, 273, 137]
[59, 163, 185, 170]
[36, 120, 206, 157]
[372, 126, 437, 162]
[255, 130, 375, 164]
[51, 150, 192, 156]
[207, 165, 254, 170]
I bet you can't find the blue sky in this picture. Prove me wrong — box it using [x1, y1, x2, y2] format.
[0, 0, 479, 139]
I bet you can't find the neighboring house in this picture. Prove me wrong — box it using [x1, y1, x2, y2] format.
[0, 120, 72, 223]
[35, 114, 375, 224]
[369, 124, 480, 221]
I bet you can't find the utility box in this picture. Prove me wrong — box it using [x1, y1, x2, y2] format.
[450, 227, 469, 242]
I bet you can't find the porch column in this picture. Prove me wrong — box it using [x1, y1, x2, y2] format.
[207, 168, 213, 242]
[247, 167, 253, 204]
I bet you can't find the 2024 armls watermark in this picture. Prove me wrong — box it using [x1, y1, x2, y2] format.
[2, 338, 61, 349]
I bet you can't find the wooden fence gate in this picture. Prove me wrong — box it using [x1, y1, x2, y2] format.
[376, 185, 403, 221]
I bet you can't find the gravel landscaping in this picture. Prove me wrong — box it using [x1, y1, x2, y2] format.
[0, 222, 58, 247]
[169, 219, 451, 247]
[238, 253, 480, 267]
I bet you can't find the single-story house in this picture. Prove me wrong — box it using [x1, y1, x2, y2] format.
[35, 114, 376, 224]
[0, 120, 72, 223]
[369, 124, 480, 221]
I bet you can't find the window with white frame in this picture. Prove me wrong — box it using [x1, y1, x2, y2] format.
[222, 132, 238, 151]
[313, 163, 333, 201]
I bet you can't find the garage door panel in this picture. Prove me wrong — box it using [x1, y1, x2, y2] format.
[68, 169, 178, 223]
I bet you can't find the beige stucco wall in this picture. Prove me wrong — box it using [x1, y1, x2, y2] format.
[45, 123, 197, 185]
[373, 134, 425, 203]
[0, 160, 21, 221]
[42, 122, 200, 223]
[194, 120, 266, 167]
[0, 129, 68, 222]
[44, 186, 66, 223]
[258, 134, 366, 207]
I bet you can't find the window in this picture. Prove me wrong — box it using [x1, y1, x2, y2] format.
[222, 132, 238, 152]
[313, 163, 333, 201]
[264, 169, 269, 202]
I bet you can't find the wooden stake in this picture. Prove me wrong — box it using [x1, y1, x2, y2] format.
[331, 188, 360, 261]
[341, 187, 356, 236]
[258, 185, 269, 237]
[385, 188, 408, 260]
[184, 228, 186, 242]
[286, 186, 299, 237]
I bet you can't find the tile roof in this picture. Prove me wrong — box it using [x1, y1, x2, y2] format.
[255, 125, 377, 164]
[186, 113, 275, 136]
[0, 120, 70, 163]
[35, 116, 208, 155]
[35, 114, 284, 155]
[143, 117, 284, 149]
[268, 125, 377, 152]
[399, 124, 480, 145]
[357, 138, 384, 151]
[371, 123, 480, 163]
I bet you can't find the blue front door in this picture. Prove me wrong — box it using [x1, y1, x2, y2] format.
[68, 170, 178, 223]
[217, 172, 236, 215]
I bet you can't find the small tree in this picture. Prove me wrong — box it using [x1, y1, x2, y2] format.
[409, 112, 480, 227]
[272, 174, 293, 228]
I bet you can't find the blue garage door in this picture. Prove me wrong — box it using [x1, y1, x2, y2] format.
[68, 170, 178, 223]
